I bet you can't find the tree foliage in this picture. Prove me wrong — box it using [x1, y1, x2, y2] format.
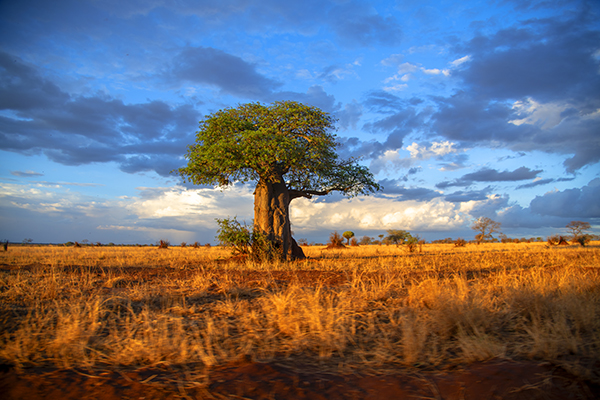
[385, 229, 412, 246]
[342, 231, 355, 245]
[566, 221, 591, 239]
[471, 217, 501, 244]
[177, 101, 380, 199]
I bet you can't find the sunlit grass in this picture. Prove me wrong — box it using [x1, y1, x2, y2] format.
[0, 242, 598, 382]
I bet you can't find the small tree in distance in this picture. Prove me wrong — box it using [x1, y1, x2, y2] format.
[385, 229, 412, 246]
[471, 217, 501, 244]
[359, 236, 372, 245]
[342, 231, 355, 245]
[566, 221, 591, 246]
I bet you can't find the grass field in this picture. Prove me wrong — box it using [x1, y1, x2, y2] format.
[1, 242, 599, 385]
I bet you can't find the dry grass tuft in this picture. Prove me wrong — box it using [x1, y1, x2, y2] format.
[0, 242, 599, 382]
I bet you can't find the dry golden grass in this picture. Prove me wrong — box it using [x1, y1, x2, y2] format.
[1, 242, 599, 382]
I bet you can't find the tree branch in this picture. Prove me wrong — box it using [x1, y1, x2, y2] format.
[288, 186, 352, 201]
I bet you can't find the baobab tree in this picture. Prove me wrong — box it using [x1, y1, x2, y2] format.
[177, 101, 380, 260]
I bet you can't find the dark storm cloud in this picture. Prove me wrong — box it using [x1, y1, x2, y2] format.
[268, 85, 338, 114]
[529, 178, 600, 219]
[431, 91, 535, 143]
[466, 193, 510, 218]
[362, 105, 427, 157]
[431, 13, 600, 173]
[515, 178, 555, 189]
[497, 204, 568, 230]
[363, 90, 411, 114]
[443, 187, 494, 203]
[87, 0, 402, 48]
[457, 16, 600, 103]
[337, 100, 363, 130]
[169, 47, 282, 99]
[0, 53, 199, 177]
[328, 1, 402, 47]
[463, 167, 543, 182]
[377, 179, 441, 201]
[436, 167, 542, 189]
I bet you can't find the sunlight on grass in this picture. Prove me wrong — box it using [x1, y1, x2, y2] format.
[0, 242, 598, 382]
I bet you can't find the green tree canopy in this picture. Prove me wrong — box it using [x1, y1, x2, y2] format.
[342, 231, 355, 245]
[178, 101, 380, 200]
[177, 101, 381, 260]
[385, 229, 412, 246]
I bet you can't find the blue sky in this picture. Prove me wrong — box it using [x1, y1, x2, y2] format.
[1, 0, 599, 245]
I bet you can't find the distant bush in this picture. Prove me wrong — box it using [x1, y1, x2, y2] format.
[359, 236, 372, 245]
[350, 237, 358, 246]
[327, 231, 345, 248]
[547, 235, 568, 246]
[157, 239, 170, 249]
[454, 238, 467, 247]
[572, 235, 592, 247]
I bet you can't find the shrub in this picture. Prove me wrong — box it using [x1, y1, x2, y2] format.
[350, 237, 358, 246]
[359, 236, 372, 245]
[454, 238, 467, 247]
[573, 235, 591, 247]
[216, 217, 274, 260]
[157, 239, 170, 249]
[327, 231, 345, 248]
[547, 235, 569, 246]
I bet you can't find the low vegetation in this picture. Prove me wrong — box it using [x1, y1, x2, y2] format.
[0, 242, 599, 385]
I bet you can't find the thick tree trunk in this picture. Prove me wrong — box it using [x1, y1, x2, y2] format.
[254, 178, 306, 260]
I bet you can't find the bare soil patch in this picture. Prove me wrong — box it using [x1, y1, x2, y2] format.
[1, 358, 597, 399]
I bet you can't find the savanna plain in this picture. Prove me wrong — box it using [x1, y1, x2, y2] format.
[1, 242, 599, 399]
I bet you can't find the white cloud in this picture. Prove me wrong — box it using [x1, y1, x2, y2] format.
[383, 83, 408, 92]
[397, 62, 418, 74]
[406, 141, 458, 159]
[125, 185, 254, 219]
[509, 97, 576, 129]
[380, 53, 404, 66]
[421, 67, 450, 76]
[450, 55, 471, 67]
[290, 196, 469, 232]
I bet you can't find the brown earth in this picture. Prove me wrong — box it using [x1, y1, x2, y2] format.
[1, 358, 598, 400]
[2, 263, 599, 399]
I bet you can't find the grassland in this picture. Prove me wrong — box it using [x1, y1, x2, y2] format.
[1, 242, 599, 387]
